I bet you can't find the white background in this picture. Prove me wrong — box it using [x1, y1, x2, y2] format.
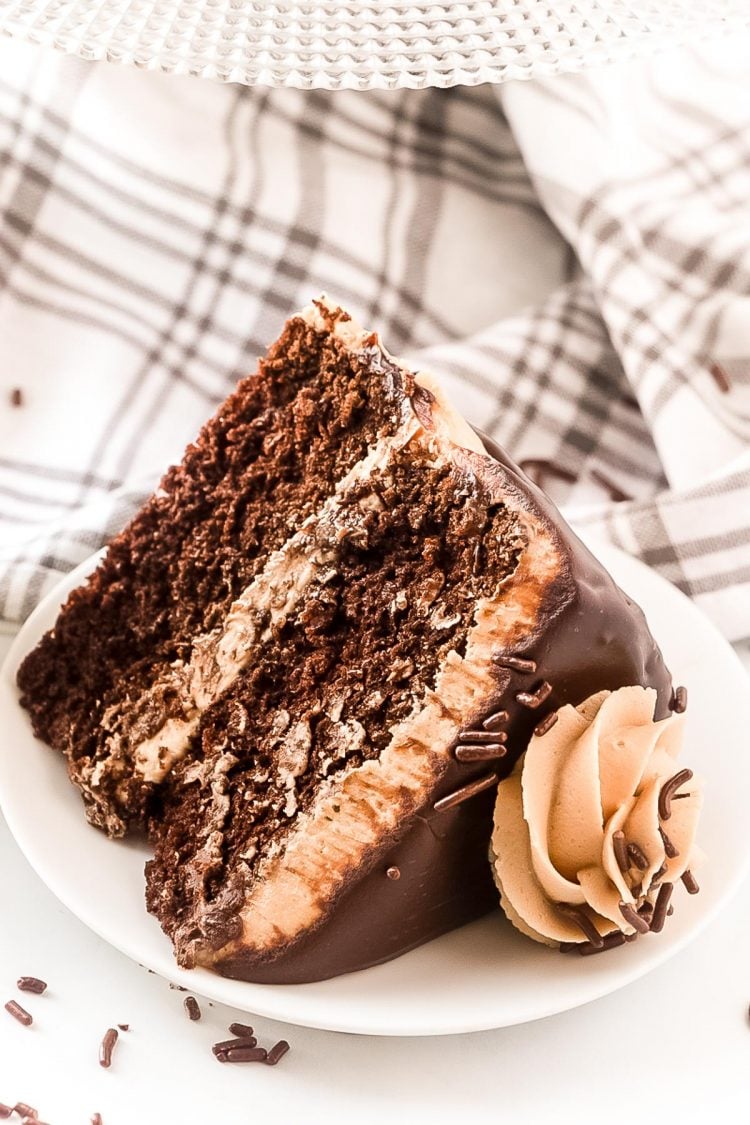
[1, 631, 749, 1124]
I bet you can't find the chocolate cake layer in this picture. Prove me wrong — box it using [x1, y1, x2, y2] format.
[17, 299, 671, 983]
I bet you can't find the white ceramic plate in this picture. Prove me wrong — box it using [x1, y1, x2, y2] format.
[1, 543, 748, 1036]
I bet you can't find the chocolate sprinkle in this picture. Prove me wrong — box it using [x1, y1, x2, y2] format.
[630, 882, 643, 899]
[457, 729, 508, 744]
[433, 773, 499, 813]
[14, 1106, 37, 1119]
[220, 1046, 268, 1064]
[577, 930, 627, 956]
[482, 709, 509, 731]
[5, 1000, 32, 1026]
[10, 388, 22, 407]
[493, 654, 536, 674]
[266, 1040, 290, 1066]
[555, 903, 604, 948]
[658, 768, 693, 820]
[91, 1115, 103, 1125]
[454, 742, 507, 763]
[184, 995, 201, 1021]
[0, 1106, 10, 1120]
[99, 1027, 118, 1069]
[682, 869, 700, 894]
[618, 902, 651, 934]
[627, 842, 649, 871]
[228, 1022, 254, 1038]
[17, 977, 46, 995]
[650, 862, 668, 886]
[213, 1036, 258, 1056]
[709, 362, 731, 393]
[534, 711, 558, 738]
[612, 830, 629, 874]
[516, 681, 553, 709]
[659, 827, 679, 859]
[650, 882, 674, 933]
[671, 685, 688, 713]
[117, 1024, 129, 1032]
[386, 866, 401, 880]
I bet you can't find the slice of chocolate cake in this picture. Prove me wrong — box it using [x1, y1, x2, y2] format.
[17, 298, 671, 983]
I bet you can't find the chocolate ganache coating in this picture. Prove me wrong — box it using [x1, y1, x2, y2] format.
[211, 430, 671, 984]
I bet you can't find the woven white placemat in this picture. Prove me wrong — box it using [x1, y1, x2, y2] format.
[0, 0, 748, 90]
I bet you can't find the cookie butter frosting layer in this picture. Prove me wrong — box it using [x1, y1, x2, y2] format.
[491, 687, 703, 947]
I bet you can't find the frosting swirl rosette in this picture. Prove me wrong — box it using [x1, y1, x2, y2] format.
[490, 686, 703, 951]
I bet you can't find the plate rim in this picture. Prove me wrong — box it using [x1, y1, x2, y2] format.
[1, 541, 749, 1036]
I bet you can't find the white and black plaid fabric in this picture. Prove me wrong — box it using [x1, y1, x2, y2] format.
[0, 36, 748, 640]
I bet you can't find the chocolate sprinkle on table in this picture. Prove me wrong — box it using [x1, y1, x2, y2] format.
[17, 977, 46, 995]
[455, 742, 507, 763]
[184, 995, 201, 1021]
[555, 903, 604, 948]
[228, 1022, 254, 1038]
[494, 654, 537, 674]
[482, 710, 509, 731]
[213, 1036, 258, 1056]
[709, 362, 731, 393]
[117, 1024, 129, 1031]
[386, 866, 401, 880]
[433, 772, 499, 813]
[516, 681, 553, 709]
[91, 1115, 103, 1125]
[619, 902, 651, 934]
[220, 1046, 268, 1063]
[682, 869, 700, 894]
[0, 1105, 11, 1119]
[659, 827, 679, 859]
[10, 388, 23, 407]
[658, 768, 693, 820]
[612, 830, 629, 873]
[5, 1000, 32, 1026]
[627, 842, 649, 871]
[99, 1027, 118, 1068]
[14, 1105, 37, 1119]
[266, 1040, 290, 1066]
[534, 711, 558, 738]
[650, 882, 674, 933]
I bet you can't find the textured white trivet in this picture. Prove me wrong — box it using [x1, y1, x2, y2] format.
[0, 1, 748, 89]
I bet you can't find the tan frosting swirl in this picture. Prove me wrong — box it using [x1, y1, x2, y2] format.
[491, 686, 704, 946]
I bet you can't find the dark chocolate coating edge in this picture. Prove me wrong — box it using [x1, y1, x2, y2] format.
[212, 432, 671, 984]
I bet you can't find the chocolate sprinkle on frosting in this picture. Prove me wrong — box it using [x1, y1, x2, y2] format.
[619, 902, 651, 934]
[482, 710, 509, 731]
[612, 830, 629, 874]
[659, 827, 679, 859]
[650, 882, 674, 933]
[533, 711, 558, 738]
[493, 654, 537, 674]
[458, 729, 507, 745]
[17, 977, 46, 995]
[658, 768, 693, 820]
[4, 1000, 32, 1026]
[515, 681, 553, 709]
[577, 930, 627, 956]
[682, 869, 700, 894]
[555, 903, 604, 948]
[433, 773, 499, 813]
[650, 862, 668, 886]
[454, 742, 507, 763]
[671, 685, 688, 713]
[627, 842, 649, 871]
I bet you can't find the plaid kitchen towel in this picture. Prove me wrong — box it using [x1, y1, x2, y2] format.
[0, 35, 748, 640]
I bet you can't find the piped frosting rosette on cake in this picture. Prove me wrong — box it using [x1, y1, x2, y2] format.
[490, 686, 703, 952]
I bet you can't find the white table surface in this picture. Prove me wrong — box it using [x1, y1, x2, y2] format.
[1, 628, 748, 1125]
